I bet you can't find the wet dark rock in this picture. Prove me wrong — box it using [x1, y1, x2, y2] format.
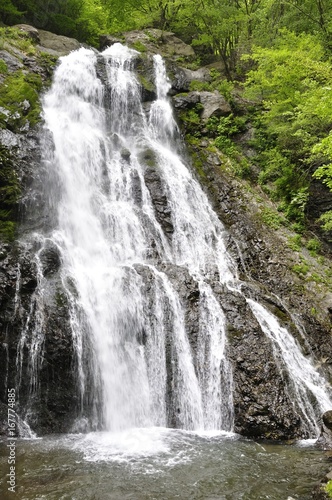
[317, 411, 332, 450]
[172, 91, 201, 109]
[39, 244, 61, 276]
[121, 148, 131, 161]
[144, 165, 174, 237]
[323, 411, 332, 430]
[185, 140, 332, 439]
[100, 35, 123, 50]
[312, 483, 330, 500]
[307, 179, 332, 245]
[221, 289, 303, 439]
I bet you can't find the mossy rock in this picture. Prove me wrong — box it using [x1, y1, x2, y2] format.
[131, 41, 148, 53]
[139, 148, 158, 168]
[0, 145, 21, 241]
[0, 70, 42, 131]
[137, 73, 155, 93]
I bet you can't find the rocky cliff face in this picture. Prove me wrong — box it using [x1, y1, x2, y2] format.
[0, 25, 331, 439]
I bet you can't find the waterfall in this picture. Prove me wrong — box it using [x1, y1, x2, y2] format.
[23, 44, 234, 433]
[15, 43, 332, 437]
[247, 299, 332, 435]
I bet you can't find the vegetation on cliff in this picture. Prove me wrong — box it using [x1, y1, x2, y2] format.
[0, 27, 57, 240]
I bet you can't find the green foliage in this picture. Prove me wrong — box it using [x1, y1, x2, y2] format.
[217, 79, 234, 100]
[260, 207, 284, 229]
[206, 114, 246, 157]
[317, 211, 332, 232]
[0, 0, 108, 46]
[287, 235, 302, 251]
[306, 238, 321, 255]
[178, 106, 203, 135]
[292, 262, 310, 276]
[244, 30, 332, 228]
[326, 479, 332, 498]
[0, 0, 23, 24]
[189, 80, 212, 92]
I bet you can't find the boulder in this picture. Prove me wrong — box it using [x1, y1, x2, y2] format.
[37, 29, 81, 56]
[172, 91, 201, 109]
[13, 24, 40, 43]
[171, 66, 211, 92]
[199, 90, 232, 120]
[100, 29, 195, 61]
[0, 50, 24, 73]
[100, 35, 123, 50]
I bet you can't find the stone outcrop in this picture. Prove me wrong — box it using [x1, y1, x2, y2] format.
[100, 29, 195, 61]
[12, 24, 81, 56]
[13, 24, 40, 43]
[170, 67, 211, 93]
[37, 29, 81, 56]
[172, 90, 232, 120]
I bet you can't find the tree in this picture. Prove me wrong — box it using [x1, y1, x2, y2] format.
[244, 30, 332, 223]
[0, 0, 23, 25]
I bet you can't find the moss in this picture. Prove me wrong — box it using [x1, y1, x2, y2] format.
[287, 234, 302, 251]
[0, 59, 8, 74]
[227, 325, 244, 340]
[178, 106, 203, 135]
[0, 146, 21, 241]
[37, 52, 58, 76]
[185, 134, 201, 146]
[0, 70, 42, 131]
[131, 41, 147, 53]
[145, 30, 160, 44]
[140, 148, 157, 168]
[0, 27, 37, 57]
[137, 74, 154, 93]
[292, 262, 309, 276]
[260, 207, 284, 229]
[306, 238, 321, 255]
[187, 146, 207, 180]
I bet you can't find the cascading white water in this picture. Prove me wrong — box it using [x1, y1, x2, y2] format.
[35, 43, 235, 432]
[247, 299, 332, 435]
[18, 43, 332, 437]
